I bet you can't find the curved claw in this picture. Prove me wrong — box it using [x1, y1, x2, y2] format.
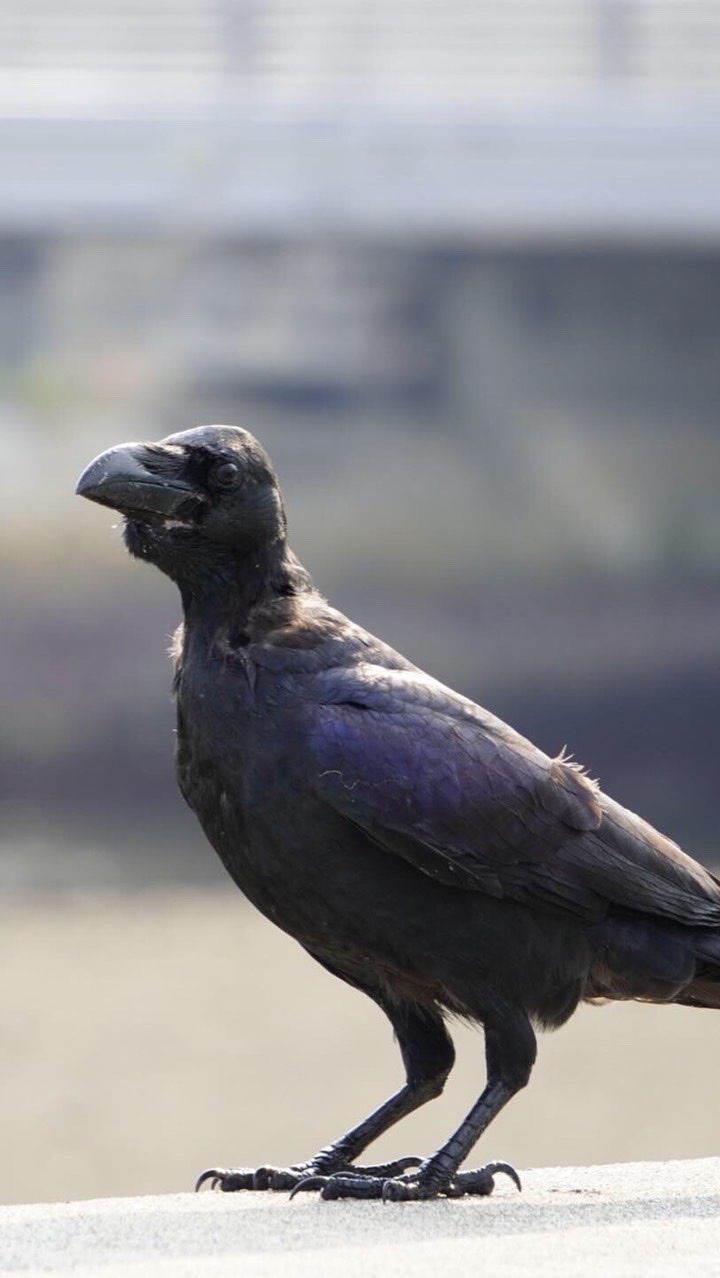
[195, 1167, 225, 1192]
[484, 1160, 522, 1193]
[195, 1167, 258, 1193]
[380, 1160, 522, 1202]
[289, 1175, 329, 1200]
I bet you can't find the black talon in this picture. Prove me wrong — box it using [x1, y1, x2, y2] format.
[482, 1160, 522, 1193]
[436, 1161, 521, 1199]
[196, 1167, 258, 1192]
[289, 1175, 328, 1200]
[195, 1167, 224, 1192]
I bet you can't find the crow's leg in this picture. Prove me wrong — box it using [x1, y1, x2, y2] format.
[197, 999, 456, 1193]
[295, 1004, 536, 1201]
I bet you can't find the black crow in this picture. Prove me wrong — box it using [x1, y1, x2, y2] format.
[76, 425, 720, 1201]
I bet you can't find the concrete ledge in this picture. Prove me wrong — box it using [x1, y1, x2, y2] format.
[3, 1159, 719, 1277]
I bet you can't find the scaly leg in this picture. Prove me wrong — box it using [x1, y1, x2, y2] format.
[197, 999, 456, 1193]
[293, 1004, 536, 1201]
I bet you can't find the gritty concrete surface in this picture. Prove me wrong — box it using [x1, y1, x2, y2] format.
[2, 1159, 719, 1278]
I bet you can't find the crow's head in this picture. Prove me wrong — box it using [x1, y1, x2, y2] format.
[76, 425, 286, 589]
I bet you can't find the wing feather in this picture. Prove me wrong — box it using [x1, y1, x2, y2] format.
[309, 664, 720, 925]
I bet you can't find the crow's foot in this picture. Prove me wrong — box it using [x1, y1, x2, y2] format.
[290, 1160, 521, 1202]
[195, 1155, 422, 1193]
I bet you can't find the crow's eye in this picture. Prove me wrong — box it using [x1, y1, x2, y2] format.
[214, 461, 240, 489]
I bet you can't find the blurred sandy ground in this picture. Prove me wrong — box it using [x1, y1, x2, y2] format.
[2, 886, 720, 1207]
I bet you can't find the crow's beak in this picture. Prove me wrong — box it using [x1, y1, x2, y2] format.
[76, 443, 197, 520]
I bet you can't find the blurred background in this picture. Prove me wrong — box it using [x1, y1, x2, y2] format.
[1, 0, 720, 1205]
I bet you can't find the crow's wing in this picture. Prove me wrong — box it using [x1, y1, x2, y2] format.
[308, 665, 720, 925]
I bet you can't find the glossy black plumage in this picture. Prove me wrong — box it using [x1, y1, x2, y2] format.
[77, 425, 720, 1200]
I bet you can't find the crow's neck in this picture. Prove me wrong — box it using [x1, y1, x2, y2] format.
[179, 536, 312, 639]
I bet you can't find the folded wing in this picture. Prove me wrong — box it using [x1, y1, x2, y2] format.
[309, 665, 720, 926]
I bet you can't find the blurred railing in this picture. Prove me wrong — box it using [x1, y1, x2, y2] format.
[0, 1, 718, 236]
[1, 0, 719, 106]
